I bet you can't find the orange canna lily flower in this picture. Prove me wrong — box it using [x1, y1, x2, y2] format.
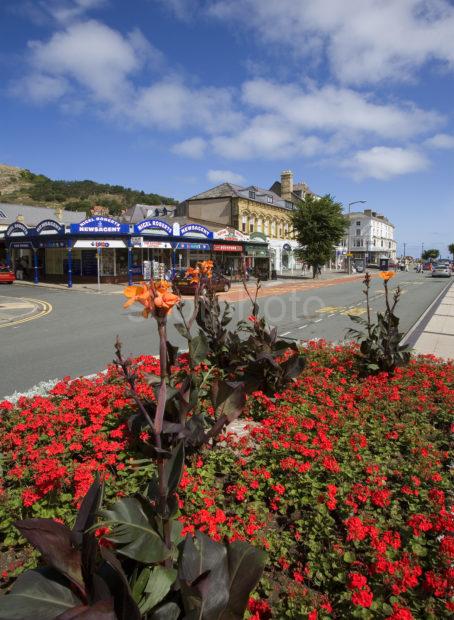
[185, 267, 200, 284]
[154, 290, 180, 312]
[379, 271, 395, 282]
[123, 284, 151, 308]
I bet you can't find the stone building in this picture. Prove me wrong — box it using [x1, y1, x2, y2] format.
[178, 171, 314, 273]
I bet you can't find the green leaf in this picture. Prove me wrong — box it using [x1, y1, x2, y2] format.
[100, 498, 171, 563]
[164, 440, 185, 494]
[174, 322, 190, 339]
[189, 332, 210, 366]
[343, 551, 355, 563]
[132, 567, 151, 603]
[140, 566, 177, 614]
[0, 568, 82, 620]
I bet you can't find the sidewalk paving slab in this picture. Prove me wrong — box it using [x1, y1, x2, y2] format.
[412, 282, 454, 360]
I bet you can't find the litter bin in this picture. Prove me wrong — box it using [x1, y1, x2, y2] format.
[379, 258, 389, 271]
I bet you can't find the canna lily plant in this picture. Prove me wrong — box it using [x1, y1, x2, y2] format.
[0, 269, 266, 619]
[347, 271, 411, 375]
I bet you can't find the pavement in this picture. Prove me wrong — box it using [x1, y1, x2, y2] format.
[407, 279, 454, 360]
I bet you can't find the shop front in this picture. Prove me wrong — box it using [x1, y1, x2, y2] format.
[132, 219, 174, 279]
[245, 232, 270, 278]
[213, 228, 247, 278]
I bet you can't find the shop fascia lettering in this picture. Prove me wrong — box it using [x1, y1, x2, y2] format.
[73, 240, 126, 249]
[135, 219, 173, 235]
[215, 227, 248, 241]
[70, 217, 129, 234]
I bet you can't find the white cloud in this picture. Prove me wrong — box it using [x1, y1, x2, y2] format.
[135, 81, 242, 132]
[344, 146, 430, 180]
[207, 169, 245, 184]
[206, 0, 454, 85]
[10, 73, 69, 103]
[44, 0, 107, 24]
[172, 137, 207, 158]
[242, 79, 441, 139]
[28, 20, 140, 102]
[424, 133, 454, 149]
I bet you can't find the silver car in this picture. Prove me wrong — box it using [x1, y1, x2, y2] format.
[431, 263, 452, 277]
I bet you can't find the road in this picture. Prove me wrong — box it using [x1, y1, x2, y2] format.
[0, 272, 450, 398]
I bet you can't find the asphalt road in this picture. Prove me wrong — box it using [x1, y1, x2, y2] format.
[0, 271, 450, 398]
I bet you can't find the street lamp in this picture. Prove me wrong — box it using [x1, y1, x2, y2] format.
[347, 200, 366, 274]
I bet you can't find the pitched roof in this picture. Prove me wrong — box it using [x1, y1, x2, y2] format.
[186, 183, 294, 210]
[0, 202, 86, 226]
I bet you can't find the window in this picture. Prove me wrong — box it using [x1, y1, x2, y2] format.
[356, 229, 361, 235]
[264, 220, 270, 235]
[242, 215, 247, 233]
[249, 190, 255, 200]
[271, 221, 276, 236]
[257, 218, 263, 233]
[285, 201, 293, 209]
[284, 223, 289, 237]
[381, 240, 384, 247]
[267, 195, 273, 204]
[356, 220, 361, 226]
[249, 216, 255, 233]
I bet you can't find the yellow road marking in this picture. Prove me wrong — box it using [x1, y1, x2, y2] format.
[0, 298, 53, 328]
[315, 306, 344, 313]
[341, 307, 366, 316]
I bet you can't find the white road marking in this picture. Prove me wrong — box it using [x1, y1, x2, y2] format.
[299, 324, 308, 329]
[328, 313, 336, 317]
[281, 331, 291, 336]
[314, 318, 322, 323]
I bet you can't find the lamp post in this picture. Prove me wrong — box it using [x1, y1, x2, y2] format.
[347, 200, 366, 274]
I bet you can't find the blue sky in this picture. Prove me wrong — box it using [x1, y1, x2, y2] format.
[1, 0, 454, 257]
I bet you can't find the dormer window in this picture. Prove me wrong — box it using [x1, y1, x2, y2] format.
[249, 190, 256, 200]
[267, 195, 273, 204]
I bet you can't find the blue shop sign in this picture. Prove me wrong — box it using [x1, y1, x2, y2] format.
[36, 219, 65, 235]
[9, 241, 34, 249]
[134, 219, 173, 235]
[5, 222, 29, 237]
[180, 223, 213, 239]
[70, 216, 129, 235]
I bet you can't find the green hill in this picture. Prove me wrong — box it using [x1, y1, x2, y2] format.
[0, 164, 177, 216]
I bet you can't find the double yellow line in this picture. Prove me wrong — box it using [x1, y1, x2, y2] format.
[0, 298, 53, 329]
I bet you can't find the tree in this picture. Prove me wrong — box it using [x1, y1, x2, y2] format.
[421, 248, 440, 261]
[291, 194, 348, 278]
[448, 243, 454, 260]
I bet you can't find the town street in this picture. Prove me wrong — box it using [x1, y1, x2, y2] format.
[0, 271, 449, 398]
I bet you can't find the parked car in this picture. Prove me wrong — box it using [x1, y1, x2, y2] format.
[172, 269, 231, 294]
[0, 265, 15, 284]
[431, 263, 452, 278]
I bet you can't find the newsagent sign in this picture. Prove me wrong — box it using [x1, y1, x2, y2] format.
[70, 217, 130, 234]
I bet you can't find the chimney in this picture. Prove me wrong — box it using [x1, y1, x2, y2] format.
[280, 170, 293, 201]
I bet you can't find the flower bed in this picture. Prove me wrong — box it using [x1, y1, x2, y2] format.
[0, 342, 453, 618]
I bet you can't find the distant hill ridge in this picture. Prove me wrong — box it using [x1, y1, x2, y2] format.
[0, 164, 177, 217]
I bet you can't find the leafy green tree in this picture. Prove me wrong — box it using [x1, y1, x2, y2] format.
[291, 194, 348, 278]
[422, 248, 440, 261]
[448, 243, 454, 261]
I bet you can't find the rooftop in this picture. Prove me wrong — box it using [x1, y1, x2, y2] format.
[186, 183, 294, 210]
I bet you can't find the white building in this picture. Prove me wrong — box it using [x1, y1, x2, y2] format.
[337, 209, 397, 267]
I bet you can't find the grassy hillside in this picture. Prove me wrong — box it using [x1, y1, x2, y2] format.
[0, 164, 177, 216]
